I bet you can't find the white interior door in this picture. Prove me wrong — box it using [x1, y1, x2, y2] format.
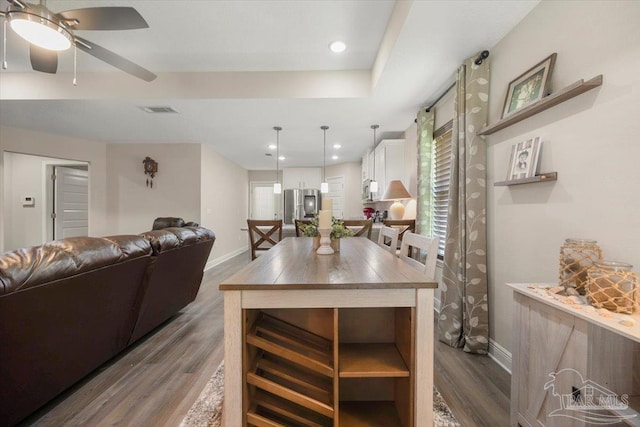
[250, 182, 280, 220]
[54, 166, 89, 239]
[326, 176, 345, 219]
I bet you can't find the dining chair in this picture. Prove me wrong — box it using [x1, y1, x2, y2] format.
[247, 219, 283, 260]
[399, 232, 440, 279]
[342, 219, 373, 239]
[383, 219, 416, 252]
[377, 225, 399, 254]
[294, 219, 312, 237]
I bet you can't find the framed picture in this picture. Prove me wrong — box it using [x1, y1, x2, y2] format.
[506, 137, 542, 180]
[502, 53, 557, 118]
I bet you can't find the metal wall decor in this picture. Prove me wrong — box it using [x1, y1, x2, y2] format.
[143, 156, 158, 188]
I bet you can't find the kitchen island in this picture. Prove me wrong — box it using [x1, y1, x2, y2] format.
[220, 237, 438, 426]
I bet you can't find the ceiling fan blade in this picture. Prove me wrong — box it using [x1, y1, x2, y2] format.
[30, 44, 58, 74]
[7, 0, 27, 9]
[75, 36, 156, 82]
[58, 7, 149, 30]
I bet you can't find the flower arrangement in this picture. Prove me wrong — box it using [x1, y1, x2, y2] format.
[300, 215, 355, 240]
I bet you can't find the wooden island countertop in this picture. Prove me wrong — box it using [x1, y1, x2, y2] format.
[220, 237, 437, 426]
[220, 237, 438, 291]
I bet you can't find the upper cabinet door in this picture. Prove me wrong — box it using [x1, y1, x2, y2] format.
[283, 168, 322, 189]
[303, 168, 322, 190]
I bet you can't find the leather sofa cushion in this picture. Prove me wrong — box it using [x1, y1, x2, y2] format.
[0, 236, 151, 296]
[140, 227, 216, 256]
[152, 217, 185, 230]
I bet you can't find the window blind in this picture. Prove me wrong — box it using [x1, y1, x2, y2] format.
[431, 129, 452, 256]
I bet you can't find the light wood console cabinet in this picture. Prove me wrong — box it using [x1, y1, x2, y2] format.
[509, 283, 640, 427]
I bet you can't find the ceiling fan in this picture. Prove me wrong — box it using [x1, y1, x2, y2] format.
[0, 0, 156, 82]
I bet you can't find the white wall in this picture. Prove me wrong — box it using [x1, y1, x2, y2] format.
[486, 1, 640, 355]
[326, 162, 362, 219]
[3, 153, 86, 250]
[0, 125, 108, 253]
[201, 145, 249, 264]
[106, 143, 201, 234]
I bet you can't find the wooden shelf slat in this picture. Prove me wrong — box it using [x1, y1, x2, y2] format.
[252, 390, 333, 427]
[339, 401, 403, 426]
[339, 343, 410, 378]
[479, 75, 603, 136]
[247, 313, 334, 377]
[494, 172, 558, 187]
[248, 354, 335, 420]
[257, 357, 332, 404]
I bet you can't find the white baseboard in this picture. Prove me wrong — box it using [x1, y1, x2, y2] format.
[205, 247, 248, 271]
[488, 338, 512, 374]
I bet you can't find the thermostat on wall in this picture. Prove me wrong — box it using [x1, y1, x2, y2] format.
[22, 196, 35, 207]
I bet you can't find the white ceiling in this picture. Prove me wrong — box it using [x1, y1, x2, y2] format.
[0, 0, 538, 169]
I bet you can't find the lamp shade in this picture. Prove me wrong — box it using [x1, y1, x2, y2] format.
[381, 180, 412, 201]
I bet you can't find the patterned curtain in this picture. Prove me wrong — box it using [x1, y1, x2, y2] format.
[416, 109, 434, 236]
[438, 54, 490, 354]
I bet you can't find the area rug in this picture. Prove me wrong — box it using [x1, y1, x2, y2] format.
[181, 360, 460, 426]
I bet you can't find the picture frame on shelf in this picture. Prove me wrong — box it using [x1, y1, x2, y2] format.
[502, 53, 557, 118]
[506, 137, 542, 181]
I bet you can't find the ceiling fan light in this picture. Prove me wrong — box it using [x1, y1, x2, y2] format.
[10, 16, 72, 51]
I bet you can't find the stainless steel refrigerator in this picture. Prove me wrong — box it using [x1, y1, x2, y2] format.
[284, 189, 320, 224]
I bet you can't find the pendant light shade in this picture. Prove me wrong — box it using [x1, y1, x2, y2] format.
[320, 125, 329, 194]
[273, 126, 282, 194]
[370, 124, 379, 193]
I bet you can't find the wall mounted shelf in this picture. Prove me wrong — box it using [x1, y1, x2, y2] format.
[494, 172, 558, 187]
[479, 75, 603, 136]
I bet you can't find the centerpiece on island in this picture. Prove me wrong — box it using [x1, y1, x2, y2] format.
[300, 215, 354, 252]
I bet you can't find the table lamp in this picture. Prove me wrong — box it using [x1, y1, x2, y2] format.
[381, 180, 412, 220]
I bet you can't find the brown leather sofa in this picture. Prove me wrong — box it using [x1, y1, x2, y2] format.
[130, 226, 215, 343]
[0, 226, 215, 426]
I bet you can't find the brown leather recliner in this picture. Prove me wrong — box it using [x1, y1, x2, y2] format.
[129, 226, 216, 343]
[0, 236, 152, 427]
[151, 217, 199, 230]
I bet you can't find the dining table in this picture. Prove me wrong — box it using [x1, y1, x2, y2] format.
[219, 236, 438, 426]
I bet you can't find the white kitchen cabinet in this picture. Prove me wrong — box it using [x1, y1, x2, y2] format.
[282, 168, 322, 190]
[370, 139, 405, 201]
[362, 150, 370, 181]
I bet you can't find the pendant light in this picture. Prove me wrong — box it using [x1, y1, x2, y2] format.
[273, 126, 282, 194]
[370, 124, 379, 193]
[320, 126, 329, 194]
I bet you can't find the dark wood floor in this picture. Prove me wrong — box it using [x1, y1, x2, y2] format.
[23, 252, 510, 427]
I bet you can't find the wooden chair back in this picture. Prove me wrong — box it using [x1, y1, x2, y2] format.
[247, 220, 283, 260]
[342, 220, 373, 239]
[294, 219, 312, 237]
[377, 226, 399, 254]
[383, 219, 415, 243]
[399, 232, 440, 279]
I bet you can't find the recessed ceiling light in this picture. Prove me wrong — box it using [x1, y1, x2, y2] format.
[333, 144, 341, 149]
[268, 144, 277, 150]
[329, 41, 346, 53]
[279, 156, 286, 161]
[332, 155, 339, 160]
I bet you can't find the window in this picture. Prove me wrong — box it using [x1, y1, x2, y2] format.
[431, 121, 453, 257]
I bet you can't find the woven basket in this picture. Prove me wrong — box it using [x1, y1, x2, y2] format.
[586, 261, 638, 314]
[559, 238, 602, 294]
